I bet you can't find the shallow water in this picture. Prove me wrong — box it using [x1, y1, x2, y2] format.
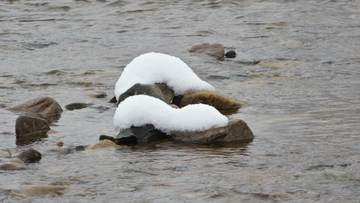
[1, 0, 360, 202]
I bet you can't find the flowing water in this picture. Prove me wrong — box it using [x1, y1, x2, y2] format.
[1, 0, 360, 202]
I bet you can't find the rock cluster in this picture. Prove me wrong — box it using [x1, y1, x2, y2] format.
[8, 97, 62, 146]
[112, 53, 253, 144]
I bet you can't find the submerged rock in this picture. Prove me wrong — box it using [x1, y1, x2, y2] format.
[225, 50, 236, 58]
[15, 115, 49, 145]
[189, 43, 225, 59]
[14, 185, 67, 197]
[180, 91, 246, 111]
[65, 103, 93, 111]
[117, 83, 166, 104]
[18, 148, 42, 163]
[8, 97, 62, 122]
[15, 115, 50, 136]
[116, 124, 169, 144]
[171, 119, 254, 144]
[85, 140, 119, 150]
[0, 158, 27, 171]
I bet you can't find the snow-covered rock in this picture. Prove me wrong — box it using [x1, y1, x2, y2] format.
[113, 95, 228, 134]
[114, 52, 214, 102]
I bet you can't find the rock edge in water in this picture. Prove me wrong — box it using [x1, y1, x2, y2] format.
[171, 119, 254, 144]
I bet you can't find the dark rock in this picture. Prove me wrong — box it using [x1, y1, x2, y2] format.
[116, 124, 169, 144]
[65, 103, 93, 111]
[75, 146, 86, 151]
[225, 50, 236, 58]
[189, 43, 225, 60]
[99, 135, 116, 143]
[18, 148, 42, 163]
[8, 97, 63, 122]
[92, 91, 107, 98]
[180, 91, 246, 111]
[171, 119, 254, 144]
[115, 129, 137, 144]
[155, 83, 174, 104]
[109, 96, 117, 103]
[15, 115, 50, 145]
[117, 83, 166, 104]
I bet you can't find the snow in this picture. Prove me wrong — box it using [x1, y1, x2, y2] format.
[114, 52, 215, 101]
[113, 95, 228, 133]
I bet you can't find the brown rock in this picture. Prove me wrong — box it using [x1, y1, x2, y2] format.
[189, 43, 225, 59]
[180, 91, 246, 111]
[84, 140, 119, 151]
[155, 83, 174, 104]
[16, 185, 67, 197]
[8, 97, 63, 122]
[65, 103, 92, 111]
[0, 158, 27, 170]
[15, 115, 50, 137]
[99, 135, 116, 143]
[92, 91, 107, 98]
[171, 119, 254, 144]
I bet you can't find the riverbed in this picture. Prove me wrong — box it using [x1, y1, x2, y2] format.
[1, 0, 360, 202]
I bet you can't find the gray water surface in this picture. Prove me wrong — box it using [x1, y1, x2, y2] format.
[1, 0, 360, 202]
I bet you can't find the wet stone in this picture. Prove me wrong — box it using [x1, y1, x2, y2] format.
[171, 119, 254, 144]
[225, 50, 236, 58]
[0, 158, 27, 171]
[116, 124, 169, 144]
[92, 91, 107, 98]
[18, 148, 42, 163]
[85, 140, 119, 151]
[15, 185, 68, 197]
[65, 103, 93, 111]
[8, 97, 63, 122]
[15, 115, 50, 136]
[189, 43, 225, 60]
[117, 83, 166, 104]
[99, 135, 116, 143]
[180, 91, 246, 111]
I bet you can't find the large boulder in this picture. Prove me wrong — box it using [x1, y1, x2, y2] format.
[117, 83, 166, 104]
[8, 97, 63, 122]
[171, 119, 254, 144]
[189, 43, 225, 59]
[179, 91, 246, 112]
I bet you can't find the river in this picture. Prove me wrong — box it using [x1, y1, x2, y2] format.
[0, 0, 359, 202]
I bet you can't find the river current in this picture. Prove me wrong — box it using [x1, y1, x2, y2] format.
[0, 0, 359, 202]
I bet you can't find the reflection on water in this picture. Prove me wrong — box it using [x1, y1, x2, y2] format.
[1, 0, 360, 202]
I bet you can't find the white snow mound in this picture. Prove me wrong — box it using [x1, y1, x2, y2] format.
[113, 95, 228, 133]
[114, 52, 215, 101]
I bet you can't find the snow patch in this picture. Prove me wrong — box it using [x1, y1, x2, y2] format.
[114, 52, 215, 101]
[113, 95, 228, 133]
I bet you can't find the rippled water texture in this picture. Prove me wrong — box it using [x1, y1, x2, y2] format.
[1, 0, 360, 202]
